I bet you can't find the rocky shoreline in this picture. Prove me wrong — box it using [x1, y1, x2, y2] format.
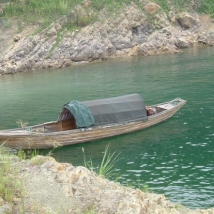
[1, 155, 214, 214]
[1, 1, 214, 74]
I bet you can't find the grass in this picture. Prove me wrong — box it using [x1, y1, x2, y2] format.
[0, 143, 22, 205]
[1, 0, 129, 26]
[82, 144, 120, 178]
[16, 119, 28, 129]
[1, 0, 212, 30]
[175, 204, 179, 209]
[82, 145, 152, 193]
[197, 0, 214, 17]
[81, 205, 96, 214]
[0, 0, 214, 22]
[143, 184, 149, 192]
[152, 0, 214, 17]
[17, 148, 39, 160]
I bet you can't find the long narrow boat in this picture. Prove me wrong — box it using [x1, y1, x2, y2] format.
[0, 94, 186, 150]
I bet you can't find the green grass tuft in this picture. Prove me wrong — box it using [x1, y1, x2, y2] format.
[82, 144, 120, 178]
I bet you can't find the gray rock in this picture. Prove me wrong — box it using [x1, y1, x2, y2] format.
[16, 50, 25, 58]
[176, 38, 190, 48]
[209, 31, 214, 39]
[47, 27, 57, 37]
[197, 34, 209, 45]
[176, 12, 199, 29]
[143, 2, 160, 15]
[69, 10, 77, 23]
[0, 204, 12, 214]
[14, 34, 21, 42]
[57, 15, 68, 27]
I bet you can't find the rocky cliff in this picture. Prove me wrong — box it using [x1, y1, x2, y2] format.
[1, 1, 214, 74]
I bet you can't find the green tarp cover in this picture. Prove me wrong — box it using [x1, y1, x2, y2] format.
[83, 93, 147, 126]
[63, 101, 94, 128]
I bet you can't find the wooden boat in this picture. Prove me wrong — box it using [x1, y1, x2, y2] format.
[0, 94, 186, 150]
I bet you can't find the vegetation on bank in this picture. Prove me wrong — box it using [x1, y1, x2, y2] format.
[0, 144, 22, 210]
[0, 0, 214, 30]
[82, 144, 120, 178]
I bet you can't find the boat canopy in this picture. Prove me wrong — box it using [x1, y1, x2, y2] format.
[58, 93, 148, 128]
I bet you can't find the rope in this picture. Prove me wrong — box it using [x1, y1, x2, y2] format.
[185, 103, 193, 113]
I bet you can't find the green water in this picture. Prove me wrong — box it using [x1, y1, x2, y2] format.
[0, 47, 214, 209]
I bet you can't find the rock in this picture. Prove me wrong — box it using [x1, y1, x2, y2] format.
[143, 2, 160, 15]
[47, 27, 57, 36]
[57, 15, 68, 27]
[54, 23, 62, 31]
[0, 7, 3, 14]
[176, 38, 190, 48]
[0, 204, 12, 214]
[30, 155, 56, 166]
[75, 4, 88, 22]
[197, 33, 210, 45]
[69, 10, 77, 23]
[209, 31, 214, 39]
[14, 34, 21, 42]
[82, 0, 92, 8]
[16, 50, 25, 58]
[154, 12, 170, 29]
[176, 12, 200, 29]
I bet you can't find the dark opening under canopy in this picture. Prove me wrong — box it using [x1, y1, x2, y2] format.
[58, 93, 147, 128]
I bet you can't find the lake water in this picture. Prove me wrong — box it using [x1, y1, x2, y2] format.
[0, 47, 214, 209]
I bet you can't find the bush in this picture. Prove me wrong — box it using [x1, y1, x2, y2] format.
[197, 0, 214, 17]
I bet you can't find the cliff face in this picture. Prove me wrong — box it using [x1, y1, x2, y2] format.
[1, 1, 214, 74]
